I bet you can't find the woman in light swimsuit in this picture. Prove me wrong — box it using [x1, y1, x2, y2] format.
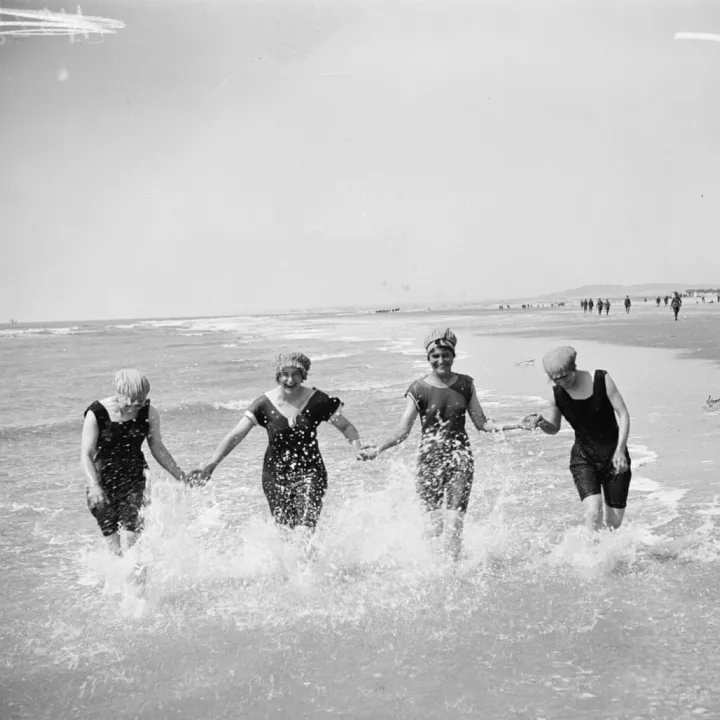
[360, 329, 535, 560]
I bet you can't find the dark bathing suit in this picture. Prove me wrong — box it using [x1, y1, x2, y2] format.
[84, 400, 150, 536]
[553, 370, 631, 508]
[405, 374, 475, 513]
[246, 389, 342, 529]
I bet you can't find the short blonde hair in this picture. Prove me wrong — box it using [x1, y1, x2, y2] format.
[113, 369, 150, 402]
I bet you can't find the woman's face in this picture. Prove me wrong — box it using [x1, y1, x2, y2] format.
[277, 367, 305, 391]
[116, 394, 145, 417]
[549, 369, 576, 390]
[428, 348, 455, 374]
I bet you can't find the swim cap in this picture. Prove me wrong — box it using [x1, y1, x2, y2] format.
[424, 328, 457, 355]
[275, 352, 311, 380]
[542, 346, 577, 378]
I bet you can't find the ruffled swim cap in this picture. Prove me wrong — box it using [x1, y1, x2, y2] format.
[542, 346, 577, 378]
[424, 328, 457, 355]
[275, 352, 311, 380]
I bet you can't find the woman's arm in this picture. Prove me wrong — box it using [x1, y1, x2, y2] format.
[80, 411, 104, 507]
[468, 386, 526, 432]
[147, 406, 185, 481]
[533, 397, 562, 435]
[605, 373, 630, 473]
[329, 413, 362, 454]
[377, 397, 419, 454]
[200, 416, 256, 477]
[358, 397, 419, 460]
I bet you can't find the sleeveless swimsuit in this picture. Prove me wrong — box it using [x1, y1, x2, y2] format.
[405, 374, 475, 512]
[553, 370, 631, 508]
[84, 400, 150, 536]
[245, 389, 342, 529]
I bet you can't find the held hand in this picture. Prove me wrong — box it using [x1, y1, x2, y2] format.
[612, 450, 629, 476]
[86, 484, 106, 509]
[186, 466, 214, 487]
[357, 445, 380, 461]
[520, 413, 542, 430]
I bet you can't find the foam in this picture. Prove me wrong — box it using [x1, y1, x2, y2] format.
[211, 400, 253, 411]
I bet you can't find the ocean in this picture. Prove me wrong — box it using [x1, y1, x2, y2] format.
[2, 306, 720, 719]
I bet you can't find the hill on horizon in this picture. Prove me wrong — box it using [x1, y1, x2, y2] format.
[543, 282, 720, 300]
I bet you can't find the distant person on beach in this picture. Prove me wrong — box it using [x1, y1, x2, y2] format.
[81, 370, 187, 557]
[664, 295, 669, 307]
[671, 292, 682, 321]
[523, 347, 631, 533]
[624, 296, 631, 314]
[597, 299, 603, 316]
[189, 353, 362, 533]
[588, 298, 594, 313]
[358, 328, 536, 560]
[656, 296, 661, 307]
[604, 299, 611, 315]
[582, 299, 587, 314]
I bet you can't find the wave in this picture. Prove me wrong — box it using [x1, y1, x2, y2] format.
[312, 352, 354, 362]
[211, 400, 253, 411]
[0, 326, 87, 338]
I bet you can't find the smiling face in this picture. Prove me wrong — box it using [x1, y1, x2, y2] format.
[548, 369, 577, 390]
[428, 347, 455, 376]
[277, 367, 305, 392]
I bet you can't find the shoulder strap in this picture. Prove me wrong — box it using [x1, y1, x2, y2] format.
[85, 401, 109, 433]
[594, 370, 608, 399]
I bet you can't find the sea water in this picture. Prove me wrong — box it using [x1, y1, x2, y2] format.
[2, 307, 720, 719]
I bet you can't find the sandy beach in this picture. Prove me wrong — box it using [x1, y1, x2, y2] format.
[490, 302, 720, 370]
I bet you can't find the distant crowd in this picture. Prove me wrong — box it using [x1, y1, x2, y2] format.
[579, 291, 720, 321]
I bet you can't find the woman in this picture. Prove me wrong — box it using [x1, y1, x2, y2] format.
[191, 353, 362, 531]
[81, 369, 187, 556]
[359, 328, 535, 560]
[524, 346, 631, 532]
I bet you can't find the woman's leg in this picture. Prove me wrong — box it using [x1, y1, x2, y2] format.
[581, 494, 604, 532]
[445, 458, 474, 561]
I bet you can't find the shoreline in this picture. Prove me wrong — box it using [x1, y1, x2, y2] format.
[480, 306, 720, 372]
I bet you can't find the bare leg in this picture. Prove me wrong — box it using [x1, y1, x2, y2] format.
[604, 506, 625, 529]
[444, 510, 465, 562]
[425, 509, 444, 540]
[581, 494, 604, 532]
[104, 533, 122, 556]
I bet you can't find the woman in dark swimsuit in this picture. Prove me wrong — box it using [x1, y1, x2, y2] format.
[360, 329, 535, 560]
[524, 346, 631, 532]
[192, 353, 362, 531]
[81, 369, 187, 556]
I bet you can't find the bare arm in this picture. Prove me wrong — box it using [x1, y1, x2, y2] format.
[80, 411, 104, 506]
[376, 397, 419, 454]
[147, 406, 185, 481]
[329, 412, 362, 454]
[203, 415, 256, 476]
[468, 385, 525, 432]
[605, 373, 630, 471]
[535, 396, 562, 435]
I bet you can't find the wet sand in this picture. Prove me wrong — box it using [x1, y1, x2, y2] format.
[487, 303, 720, 371]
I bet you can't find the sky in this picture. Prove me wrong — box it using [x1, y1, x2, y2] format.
[1, 0, 719, 321]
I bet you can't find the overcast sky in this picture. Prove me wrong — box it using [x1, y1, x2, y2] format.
[1, 0, 719, 322]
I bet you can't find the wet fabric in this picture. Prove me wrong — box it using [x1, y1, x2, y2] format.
[246, 389, 342, 528]
[87, 486, 146, 536]
[405, 374, 475, 512]
[85, 401, 149, 490]
[84, 400, 150, 534]
[554, 370, 632, 506]
[570, 445, 632, 508]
